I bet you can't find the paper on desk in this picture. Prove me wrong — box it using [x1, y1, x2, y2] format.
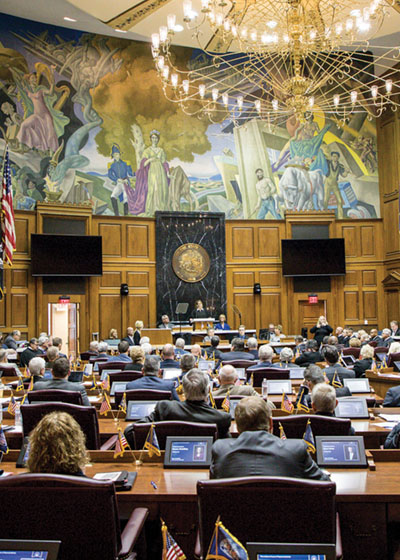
[0, 397, 10, 404]
[379, 414, 400, 422]
[88, 396, 100, 403]
[93, 472, 122, 482]
[379, 422, 398, 430]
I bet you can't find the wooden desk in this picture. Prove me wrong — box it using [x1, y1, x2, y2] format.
[141, 329, 173, 345]
[367, 370, 400, 398]
[1, 453, 399, 560]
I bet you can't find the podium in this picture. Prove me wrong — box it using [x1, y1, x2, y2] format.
[191, 318, 215, 331]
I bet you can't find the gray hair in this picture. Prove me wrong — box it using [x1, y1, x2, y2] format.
[89, 341, 99, 352]
[382, 328, 391, 337]
[98, 341, 108, 353]
[46, 346, 59, 361]
[360, 344, 374, 359]
[180, 353, 196, 372]
[182, 368, 209, 401]
[175, 338, 185, 349]
[38, 336, 49, 346]
[247, 337, 258, 349]
[219, 364, 238, 384]
[143, 356, 160, 375]
[259, 344, 273, 361]
[280, 347, 294, 362]
[141, 342, 153, 355]
[304, 364, 325, 386]
[140, 336, 150, 345]
[29, 356, 46, 376]
[311, 383, 336, 413]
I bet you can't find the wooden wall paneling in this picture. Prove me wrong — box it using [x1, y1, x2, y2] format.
[126, 224, 150, 259]
[232, 293, 256, 330]
[101, 271, 122, 288]
[127, 294, 150, 327]
[230, 226, 255, 259]
[233, 271, 255, 288]
[344, 291, 360, 322]
[363, 291, 377, 321]
[99, 294, 122, 340]
[258, 227, 280, 258]
[259, 271, 280, 288]
[360, 226, 375, 258]
[98, 223, 123, 257]
[260, 293, 282, 328]
[377, 115, 399, 197]
[341, 226, 359, 258]
[386, 290, 400, 324]
[383, 198, 400, 256]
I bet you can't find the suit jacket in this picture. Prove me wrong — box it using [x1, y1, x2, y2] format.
[383, 337, 394, 348]
[353, 358, 373, 378]
[384, 422, 400, 448]
[133, 331, 141, 345]
[309, 325, 333, 344]
[108, 353, 132, 363]
[247, 360, 273, 371]
[324, 364, 355, 384]
[294, 351, 322, 367]
[295, 384, 351, 408]
[4, 336, 17, 350]
[383, 385, 400, 407]
[134, 399, 231, 438]
[371, 336, 383, 346]
[392, 328, 400, 337]
[122, 336, 135, 346]
[126, 375, 179, 401]
[160, 359, 180, 368]
[20, 347, 40, 368]
[213, 384, 276, 409]
[204, 347, 223, 361]
[221, 351, 255, 362]
[210, 430, 329, 480]
[32, 378, 90, 406]
[248, 349, 259, 360]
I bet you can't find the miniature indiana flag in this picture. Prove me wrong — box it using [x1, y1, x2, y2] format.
[296, 388, 310, 413]
[144, 424, 161, 457]
[281, 392, 294, 414]
[331, 371, 343, 388]
[303, 419, 316, 454]
[119, 392, 127, 414]
[209, 389, 216, 409]
[206, 516, 248, 560]
[279, 422, 287, 440]
[15, 377, 24, 392]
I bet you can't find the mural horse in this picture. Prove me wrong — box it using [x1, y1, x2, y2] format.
[279, 165, 324, 211]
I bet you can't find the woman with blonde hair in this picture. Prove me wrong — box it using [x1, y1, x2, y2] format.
[133, 320, 144, 345]
[354, 344, 374, 378]
[309, 315, 333, 345]
[27, 411, 89, 476]
[124, 345, 145, 371]
[108, 328, 118, 340]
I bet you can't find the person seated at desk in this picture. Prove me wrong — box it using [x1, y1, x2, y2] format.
[0, 348, 22, 376]
[353, 344, 374, 378]
[210, 396, 329, 480]
[269, 325, 285, 343]
[4, 329, 21, 351]
[96, 341, 109, 359]
[294, 340, 322, 367]
[180, 354, 196, 375]
[160, 344, 180, 368]
[51, 337, 67, 359]
[27, 411, 89, 476]
[388, 341, 400, 355]
[311, 383, 355, 435]
[86, 340, 99, 355]
[384, 422, 400, 448]
[122, 326, 136, 346]
[203, 327, 215, 344]
[124, 346, 145, 371]
[141, 342, 154, 358]
[383, 384, 400, 407]
[158, 314, 173, 329]
[278, 347, 299, 367]
[32, 357, 90, 406]
[247, 337, 259, 360]
[126, 355, 179, 401]
[369, 328, 383, 346]
[237, 325, 246, 340]
[108, 328, 119, 340]
[321, 345, 355, 384]
[125, 369, 231, 446]
[213, 365, 273, 404]
[294, 335, 306, 355]
[215, 314, 231, 331]
[221, 338, 255, 362]
[391, 320, 400, 338]
[108, 340, 132, 363]
[20, 338, 40, 368]
[191, 299, 208, 320]
[46, 345, 60, 370]
[175, 338, 189, 358]
[37, 335, 50, 356]
[23, 356, 46, 384]
[381, 328, 394, 348]
[204, 336, 223, 361]
[191, 344, 205, 360]
[295, 364, 351, 408]
[247, 344, 275, 370]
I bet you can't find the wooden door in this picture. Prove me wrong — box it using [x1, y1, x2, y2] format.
[298, 299, 326, 334]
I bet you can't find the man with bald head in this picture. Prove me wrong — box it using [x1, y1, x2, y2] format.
[213, 365, 260, 398]
[160, 343, 180, 368]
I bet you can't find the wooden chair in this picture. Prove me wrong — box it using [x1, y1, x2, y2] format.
[342, 348, 361, 359]
[272, 414, 352, 438]
[28, 389, 83, 406]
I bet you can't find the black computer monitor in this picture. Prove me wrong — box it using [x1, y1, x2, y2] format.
[343, 378, 370, 393]
[335, 397, 369, 419]
[110, 381, 127, 396]
[266, 380, 292, 395]
[125, 401, 157, 421]
[315, 436, 367, 468]
[164, 436, 213, 468]
[247, 542, 336, 560]
[0, 540, 61, 560]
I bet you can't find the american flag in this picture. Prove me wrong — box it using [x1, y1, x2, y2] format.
[114, 428, 129, 458]
[279, 422, 287, 440]
[102, 375, 110, 391]
[281, 392, 294, 414]
[162, 521, 187, 560]
[8, 392, 17, 415]
[1, 147, 16, 265]
[99, 393, 111, 415]
[119, 392, 127, 414]
[221, 392, 230, 412]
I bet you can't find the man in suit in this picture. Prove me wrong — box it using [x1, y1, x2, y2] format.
[125, 369, 231, 446]
[108, 340, 132, 363]
[4, 330, 21, 350]
[204, 336, 223, 361]
[20, 338, 40, 368]
[33, 357, 90, 406]
[122, 327, 135, 346]
[369, 329, 383, 346]
[295, 364, 351, 408]
[384, 422, 400, 448]
[23, 356, 46, 384]
[213, 364, 275, 407]
[222, 338, 255, 362]
[247, 337, 259, 360]
[158, 314, 173, 329]
[294, 340, 322, 367]
[126, 355, 179, 401]
[247, 344, 274, 370]
[37, 335, 50, 356]
[311, 383, 355, 435]
[210, 396, 329, 480]
[160, 344, 180, 368]
[390, 320, 400, 337]
[321, 345, 355, 384]
[382, 328, 394, 348]
[175, 338, 189, 358]
[383, 385, 400, 407]
[52, 336, 67, 358]
[97, 341, 109, 359]
[180, 354, 196, 374]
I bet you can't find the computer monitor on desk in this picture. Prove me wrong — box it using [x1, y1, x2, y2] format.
[266, 380, 292, 395]
[246, 542, 336, 560]
[125, 401, 157, 421]
[343, 378, 371, 393]
[335, 397, 369, 419]
[0, 540, 60, 560]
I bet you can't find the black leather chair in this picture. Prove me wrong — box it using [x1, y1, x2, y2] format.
[80, 351, 98, 361]
[0, 473, 148, 560]
[0, 365, 19, 376]
[108, 371, 143, 392]
[342, 348, 361, 359]
[386, 352, 400, 368]
[98, 361, 128, 375]
[114, 388, 172, 407]
[221, 360, 255, 371]
[28, 389, 83, 406]
[247, 368, 290, 385]
[374, 346, 388, 356]
[196, 477, 341, 559]
[129, 421, 218, 450]
[272, 414, 352, 438]
[21, 402, 116, 450]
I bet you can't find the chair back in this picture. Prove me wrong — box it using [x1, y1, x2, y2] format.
[248, 368, 290, 386]
[387, 352, 400, 368]
[89, 356, 108, 364]
[197, 477, 336, 557]
[374, 346, 388, 356]
[114, 389, 171, 407]
[342, 347, 360, 358]
[79, 352, 98, 361]
[272, 414, 351, 438]
[368, 340, 377, 348]
[98, 361, 127, 375]
[0, 365, 18, 376]
[131, 421, 217, 450]
[214, 395, 246, 409]
[0, 473, 122, 560]
[28, 389, 83, 406]
[108, 371, 142, 390]
[221, 360, 255, 370]
[21, 402, 101, 449]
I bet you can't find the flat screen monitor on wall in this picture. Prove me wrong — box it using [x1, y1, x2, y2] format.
[31, 234, 102, 277]
[281, 238, 346, 277]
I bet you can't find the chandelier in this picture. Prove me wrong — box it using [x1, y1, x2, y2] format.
[148, 0, 400, 124]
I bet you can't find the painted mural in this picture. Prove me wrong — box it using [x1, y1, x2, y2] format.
[0, 14, 379, 219]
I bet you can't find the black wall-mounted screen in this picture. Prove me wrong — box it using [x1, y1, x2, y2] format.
[31, 234, 102, 277]
[282, 238, 345, 277]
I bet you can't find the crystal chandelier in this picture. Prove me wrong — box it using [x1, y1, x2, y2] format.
[149, 0, 400, 124]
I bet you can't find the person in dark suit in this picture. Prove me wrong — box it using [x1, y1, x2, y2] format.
[122, 327, 136, 346]
[23, 356, 46, 384]
[221, 338, 255, 362]
[124, 345, 145, 371]
[353, 344, 374, 378]
[204, 336, 224, 361]
[311, 383, 355, 435]
[309, 316, 333, 345]
[213, 365, 274, 406]
[33, 357, 90, 406]
[247, 337, 259, 360]
[321, 345, 355, 384]
[390, 321, 400, 337]
[133, 321, 143, 345]
[191, 299, 208, 320]
[160, 344, 180, 368]
[96, 341, 109, 359]
[294, 340, 322, 367]
[294, 364, 351, 408]
[210, 396, 329, 480]
[279, 347, 300, 367]
[126, 355, 179, 401]
[384, 422, 400, 448]
[108, 340, 132, 363]
[4, 330, 21, 350]
[158, 314, 173, 329]
[247, 344, 274, 370]
[125, 368, 231, 446]
[20, 338, 40, 368]
[381, 328, 394, 348]
[175, 338, 189, 358]
[383, 385, 400, 407]
[369, 329, 383, 346]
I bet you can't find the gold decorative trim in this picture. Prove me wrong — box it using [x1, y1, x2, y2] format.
[105, 0, 175, 29]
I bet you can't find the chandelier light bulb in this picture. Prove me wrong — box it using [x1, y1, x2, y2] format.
[212, 88, 219, 101]
[267, 20, 277, 29]
[171, 73, 179, 87]
[255, 99, 261, 112]
[201, 0, 209, 11]
[237, 96, 243, 110]
[222, 92, 228, 106]
[151, 33, 160, 50]
[240, 27, 248, 39]
[182, 79, 189, 94]
[371, 85, 378, 98]
[333, 94, 340, 106]
[272, 99, 278, 111]
[167, 14, 176, 30]
[261, 32, 268, 44]
[199, 83, 206, 98]
[308, 96, 314, 108]
[159, 26, 168, 43]
[208, 10, 216, 23]
[345, 18, 353, 31]
[224, 19, 231, 32]
[162, 65, 170, 80]
[250, 29, 257, 42]
[310, 29, 316, 40]
[183, 0, 193, 20]
[350, 90, 358, 104]
[385, 79, 393, 94]
[231, 25, 237, 37]
[216, 13, 224, 26]
[157, 55, 165, 70]
[335, 23, 343, 35]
